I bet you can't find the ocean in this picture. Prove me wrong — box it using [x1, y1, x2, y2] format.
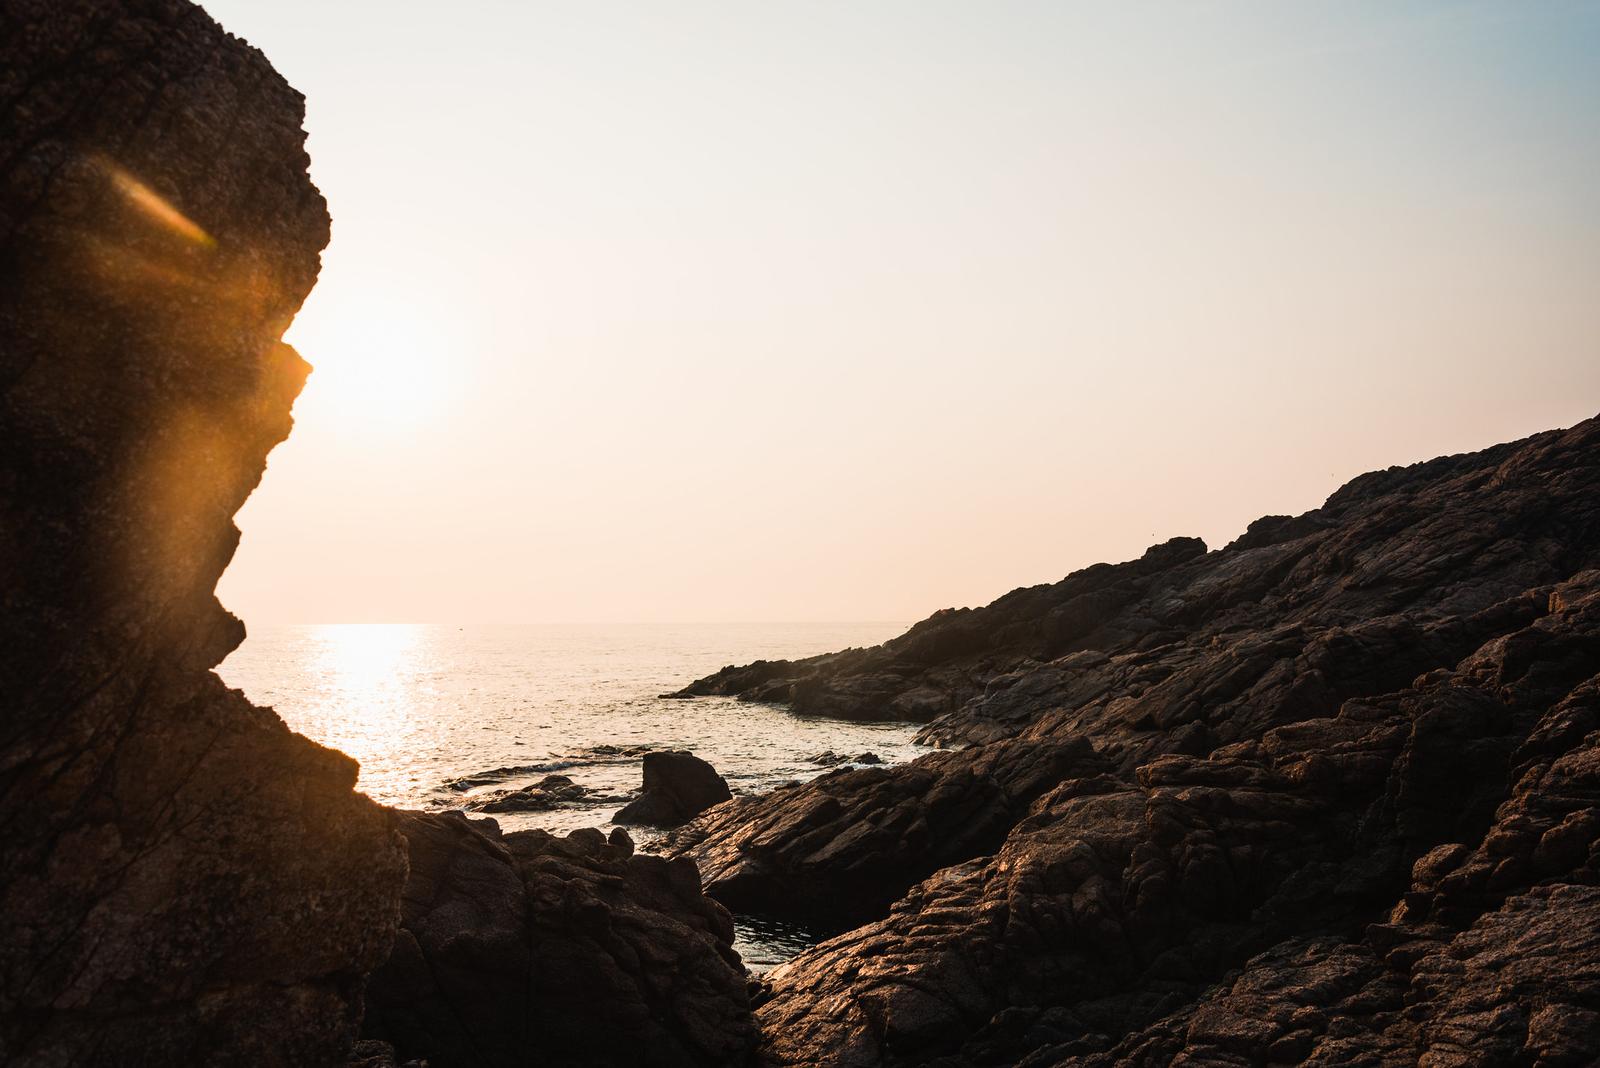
[218, 621, 917, 967]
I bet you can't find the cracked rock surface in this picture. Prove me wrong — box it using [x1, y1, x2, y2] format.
[668, 417, 1600, 1067]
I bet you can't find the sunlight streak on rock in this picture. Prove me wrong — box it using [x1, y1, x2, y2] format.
[104, 161, 216, 249]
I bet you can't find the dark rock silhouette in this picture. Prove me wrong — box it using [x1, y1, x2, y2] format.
[0, 2, 408, 1063]
[362, 812, 757, 1068]
[666, 417, 1600, 1066]
[0, 4, 756, 1066]
[616, 749, 733, 827]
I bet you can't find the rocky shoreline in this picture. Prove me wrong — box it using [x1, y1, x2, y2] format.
[4, 3, 1599, 1067]
[660, 417, 1600, 1066]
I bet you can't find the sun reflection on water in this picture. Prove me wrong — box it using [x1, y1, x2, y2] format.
[302, 623, 429, 793]
[223, 623, 923, 816]
[313, 622, 419, 693]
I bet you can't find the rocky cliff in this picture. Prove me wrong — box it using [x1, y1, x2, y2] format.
[0, 6, 762, 1066]
[667, 417, 1600, 1066]
[0, 2, 410, 1063]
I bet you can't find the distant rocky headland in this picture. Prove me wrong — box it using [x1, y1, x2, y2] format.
[3, 3, 1598, 1067]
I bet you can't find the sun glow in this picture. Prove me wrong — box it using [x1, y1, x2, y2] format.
[287, 293, 459, 439]
[313, 622, 419, 694]
[297, 623, 431, 785]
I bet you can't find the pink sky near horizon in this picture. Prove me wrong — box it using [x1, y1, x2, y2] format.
[201, 0, 1600, 624]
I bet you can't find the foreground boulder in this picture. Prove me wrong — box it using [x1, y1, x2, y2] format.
[0, 3, 407, 1063]
[663, 736, 1098, 929]
[363, 812, 757, 1068]
[616, 750, 733, 827]
[667, 417, 1600, 1066]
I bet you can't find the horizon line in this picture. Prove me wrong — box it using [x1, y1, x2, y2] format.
[241, 619, 918, 627]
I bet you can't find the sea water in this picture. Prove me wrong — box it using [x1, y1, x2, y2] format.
[218, 621, 917, 967]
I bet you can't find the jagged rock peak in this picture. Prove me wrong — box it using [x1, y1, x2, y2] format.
[0, 2, 405, 1064]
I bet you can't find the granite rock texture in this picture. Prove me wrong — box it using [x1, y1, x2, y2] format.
[363, 812, 759, 1068]
[661, 736, 1099, 930]
[668, 417, 1600, 1066]
[0, 1, 412, 1065]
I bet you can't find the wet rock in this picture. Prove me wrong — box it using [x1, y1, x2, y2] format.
[440, 763, 555, 791]
[805, 749, 880, 767]
[363, 811, 757, 1068]
[615, 750, 732, 827]
[583, 743, 657, 758]
[0, 2, 406, 1063]
[465, 773, 587, 813]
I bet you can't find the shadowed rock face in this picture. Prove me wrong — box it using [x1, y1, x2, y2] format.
[666, 417, 1600, 1066]
[616, 750, 734, 827]
[363, 813, 759, 1068]
[0, 2, 408, 1063]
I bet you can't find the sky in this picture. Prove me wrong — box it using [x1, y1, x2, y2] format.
[202, 0, 1600, 624]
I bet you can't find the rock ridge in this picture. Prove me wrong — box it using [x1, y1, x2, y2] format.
[665, 416, 1600, 1067]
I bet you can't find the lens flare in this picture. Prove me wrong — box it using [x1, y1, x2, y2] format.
[104, 162, 216, 249]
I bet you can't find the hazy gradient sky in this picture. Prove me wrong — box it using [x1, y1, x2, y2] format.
[203, 0, 1600, 624]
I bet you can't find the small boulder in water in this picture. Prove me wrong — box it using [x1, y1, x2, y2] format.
[808, 750, 880, 767]
[467, 773, 586, 814]
[615, 751, 732, 827]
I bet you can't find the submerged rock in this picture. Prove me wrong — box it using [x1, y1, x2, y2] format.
[0, 2, 407, 1063]
[363, 811, 757, 1068]
[615, 750, 732, 827]
[465, 772, 588, 812]
[439, 763, 556, 792]
[807, 749, 883, 767]
[666, 417, 1600, 1067]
